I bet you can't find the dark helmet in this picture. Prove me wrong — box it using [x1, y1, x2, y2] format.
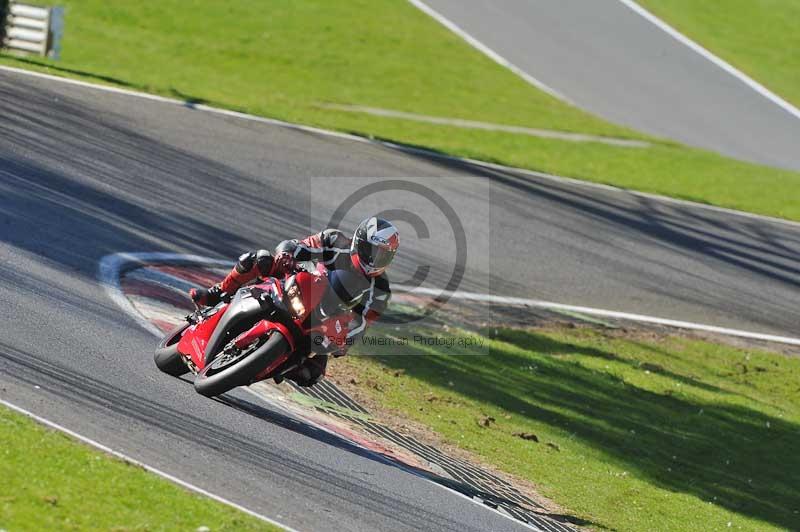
[350, 217, 399, 277]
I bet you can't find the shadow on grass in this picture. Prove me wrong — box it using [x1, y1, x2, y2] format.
[495, 328, 734, 396]
[1, 55, 142, 89]
[364, 327, 800, 530]
[2, 55, 216, 108]
[169, 87, 210, 106]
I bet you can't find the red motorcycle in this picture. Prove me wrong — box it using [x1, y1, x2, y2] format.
[154, 263, 355, 397]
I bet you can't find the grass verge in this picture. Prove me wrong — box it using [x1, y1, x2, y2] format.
[2, 0, 799, 220]
[0, 405, 282, 531]
[637, 0, 800, 108]
[340, 324, 800, 531]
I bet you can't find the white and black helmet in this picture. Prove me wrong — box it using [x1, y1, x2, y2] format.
[351, 217, 399, 277]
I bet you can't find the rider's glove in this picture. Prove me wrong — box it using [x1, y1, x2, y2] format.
[190, 284, 224, 308]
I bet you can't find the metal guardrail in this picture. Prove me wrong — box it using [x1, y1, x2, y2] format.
[1, 1, 63, 59]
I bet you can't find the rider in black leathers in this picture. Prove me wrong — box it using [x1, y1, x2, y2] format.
[190, 217, 399, 387]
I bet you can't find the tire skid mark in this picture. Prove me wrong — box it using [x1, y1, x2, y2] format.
[112, 255, 579, 532]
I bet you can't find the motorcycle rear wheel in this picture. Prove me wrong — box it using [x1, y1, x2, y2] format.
[194, 331, 289, 397]
[154, 322, 190, 377]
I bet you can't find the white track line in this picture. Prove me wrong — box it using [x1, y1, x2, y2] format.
[318, 103, 649, 147]
[99, 252, 235, 338]
[0, 65, 368, 143]
[406, 0, 571, 104]
[0, 398, 297, 532]
[618, 0, 800, 121]
[102, 252, 800, 347]
[395, 285, 800, 347]
[3, 64, 800, 231]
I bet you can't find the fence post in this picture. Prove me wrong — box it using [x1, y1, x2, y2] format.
[47, 4, 62, 59]
[0, 1, 8, 45]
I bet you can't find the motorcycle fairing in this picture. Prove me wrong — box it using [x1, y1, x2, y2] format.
[177, 305, 228, 370]
[178, 287, 266, 370]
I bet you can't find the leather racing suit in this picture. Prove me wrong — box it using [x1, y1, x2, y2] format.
[192, 229, 391, 386]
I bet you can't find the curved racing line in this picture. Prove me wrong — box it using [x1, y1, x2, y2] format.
[100, 251, 580, 532]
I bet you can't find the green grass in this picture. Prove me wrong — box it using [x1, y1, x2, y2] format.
[637, 0, 800, 108]
[343, 324, 800, 531]
[0, 405, 282, 531]
[2, 1, 800, 220]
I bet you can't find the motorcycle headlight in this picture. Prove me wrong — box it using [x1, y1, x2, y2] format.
[286, 282, 305, 318]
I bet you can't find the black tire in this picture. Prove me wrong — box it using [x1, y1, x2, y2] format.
[154, 322, 190, 377]
[194, 332, 289, 397]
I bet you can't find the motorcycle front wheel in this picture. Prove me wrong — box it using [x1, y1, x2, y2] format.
[154, 322, 190, 377]
[193, 331, 290, 397]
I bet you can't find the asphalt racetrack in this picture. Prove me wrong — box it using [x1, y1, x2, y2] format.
[419, 0, 800, 170]
[1, 68, 799, 530]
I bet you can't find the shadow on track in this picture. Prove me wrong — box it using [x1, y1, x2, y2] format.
[0, 341, 484, 532]
[386, 145, 800, 333]
[0, 76, 312, 276]
[0, 75, 486, 296]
